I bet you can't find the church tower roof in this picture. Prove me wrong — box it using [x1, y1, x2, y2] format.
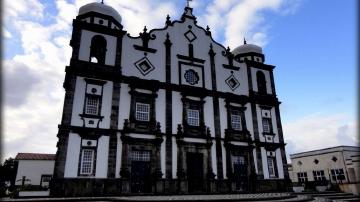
[79, 1, 122, 23]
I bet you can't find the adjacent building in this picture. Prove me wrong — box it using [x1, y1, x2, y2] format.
[289, 146, 360, 194]
[51, 2, 290, 196]
[14, 153, 55, 189]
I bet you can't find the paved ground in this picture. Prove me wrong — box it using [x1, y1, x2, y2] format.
[1, 193, 293, 201]
[1, 192, 359, 202]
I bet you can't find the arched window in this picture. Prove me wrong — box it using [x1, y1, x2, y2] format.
[89, 35, 107, 64]
[256, 71, 267, 94]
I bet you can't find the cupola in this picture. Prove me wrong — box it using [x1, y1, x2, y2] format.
[232, 39, 265, 63]
[78, 2, 122, 24]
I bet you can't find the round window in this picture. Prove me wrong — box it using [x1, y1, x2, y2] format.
[184, 69, 199, 85]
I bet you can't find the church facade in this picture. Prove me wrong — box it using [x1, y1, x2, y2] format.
[51, 2, 290, 196]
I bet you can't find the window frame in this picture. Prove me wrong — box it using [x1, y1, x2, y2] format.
[85, 95, 101, 115]
[79, 148, 96, 176]
[135, 102, 150, 122]
[313, 170, 326, 181]
[331, 168, 346, 182]
[181, 96, 205, 136]
[186, 108, 200, 126]
[262, 118, 271, 133]
[267, 157, 276, 177]
[230, 113, 242, 131]
[225, 102, 247, 132]
[297, 172, 308, 182]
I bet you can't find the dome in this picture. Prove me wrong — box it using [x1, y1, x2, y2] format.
[79, 2, 122, 23]
[232, 43, 263, 55]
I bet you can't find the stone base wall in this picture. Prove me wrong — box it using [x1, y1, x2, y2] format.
[50, 178, 291, 197]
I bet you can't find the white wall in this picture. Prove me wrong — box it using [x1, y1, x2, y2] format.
[15, 160, 54, 186]
[172, 92, 183, 134]
[261, 147, 269, 179]
[156, 89, 166, 133]
[276, 148, 284, 179]
[115, 132, 122, 178]
[172, 136, 177, 179]
[118, 83, 131, 130]
[203, 97, 215, 137]
[96, 136, 109, 177]
[64, 133, 81, 177]
[211, 140, 218, 179]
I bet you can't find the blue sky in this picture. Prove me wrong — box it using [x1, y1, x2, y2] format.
[2, 0, 358, 162]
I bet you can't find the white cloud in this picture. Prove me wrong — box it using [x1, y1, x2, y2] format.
[3, 29, 12, 38]
[198, 0, 302, 48]
[4, 0, 44, 20]
[284, 113, 358, 160]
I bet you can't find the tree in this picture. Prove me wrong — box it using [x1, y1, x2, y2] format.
[0, 158, 17, 196]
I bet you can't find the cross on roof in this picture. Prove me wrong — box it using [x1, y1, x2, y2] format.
[186, 0, 192, 7]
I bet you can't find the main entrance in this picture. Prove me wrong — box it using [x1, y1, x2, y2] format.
[232, 155, 247, 191]
[186, 152, 204, 192]
[130, 150, 151, 193]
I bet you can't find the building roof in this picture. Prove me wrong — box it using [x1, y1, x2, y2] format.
[79, 2, 122, 23]
[15, 153, 56, 160]
[290, 145, 360, 159]
[232, 43, 263, 55]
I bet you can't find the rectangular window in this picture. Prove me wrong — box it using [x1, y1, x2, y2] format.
[262, 118, 271, 133]
[267, 157, 276, 177]
[85, 96, 100, 115]
[297, 172, 308, 182]
[40, 175, 52, 188]
[80, 149, 94, 175]
[231, 114, 242, 130]
[313, 170, 326, 181]
[187, 109, 199, 126]
[131, 150, 150, 162]
[331, 168, 345, 182]
[135, 102, 150, 121]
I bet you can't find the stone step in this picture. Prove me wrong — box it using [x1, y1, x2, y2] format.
[310, 193, 353, 197]
[333, 197, 360, 201]
[327, 195, 359, 199]
[296, 192, 339, 195]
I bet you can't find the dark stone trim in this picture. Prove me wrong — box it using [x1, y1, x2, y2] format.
[177, 54, 205, 64]
[208, 44, 223, 179]
[53, 129, 70, 179]
[164, 33, 173, 179]
[245, 60, 275, 71]
[76, 12, 123, 29]
[223, 64, 240, 71]
[127, 88, 158, 133]
[84, 78, 107, 85]
[123, 76, 160, 91]
[133, 45, 157, 53]
[70, 23, 82, 61]
[115, 32, 124, 69]
[181, 96, 207, 137]
[72, 19, 125, 37]
[79, 113, 104, 119]
[234, 52, 265, 63]
[108, 82, 121, 178]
